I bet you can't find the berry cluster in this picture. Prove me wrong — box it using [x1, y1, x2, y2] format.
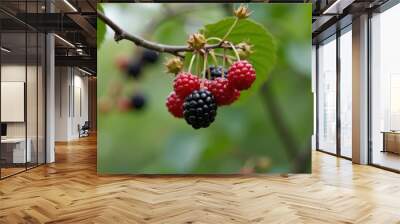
[116, 49, 159, 79]
[99, 49, 158, 114]
[166, 60, 256, 129]
[102, 4, 257, 121]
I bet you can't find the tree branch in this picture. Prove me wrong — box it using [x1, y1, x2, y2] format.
[97, 10, 239, 57]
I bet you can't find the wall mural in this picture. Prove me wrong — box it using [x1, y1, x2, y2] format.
[97, 3, 312, 174]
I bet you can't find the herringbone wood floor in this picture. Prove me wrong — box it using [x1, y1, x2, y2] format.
[1, 135, 400, 224]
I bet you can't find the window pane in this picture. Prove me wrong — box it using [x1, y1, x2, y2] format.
[1, 30, 27, 177]
[340, 29, 352, 158]
[27, 31, 38, 169]
[318, 37, 337, 154]
[371, 4, 400, 171]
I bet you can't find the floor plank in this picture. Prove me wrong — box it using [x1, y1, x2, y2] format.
[0, 134, 399, 224]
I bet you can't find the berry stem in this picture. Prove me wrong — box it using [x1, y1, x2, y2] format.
[209, 51, 219, 66]
[222, 18, 239, 42]
[201, 52, 208, 87]
[206, 37, 223, 43]
[196, 52, 200, 76]
[229, 42, 241, 61]
[188, 53, 196, 74]
[223, 48, 226, 68]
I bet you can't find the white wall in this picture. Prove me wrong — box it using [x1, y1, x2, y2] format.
[55, 67, 69, 141]
[72, 73, 89, 138]
[1, 63, 46, 164]
[54, 67, 89, 141]
[1, 65, 26, 134]
[1, 65, 26, 81]
[1, 82, 25, 122]
[1, 65, 37, 137]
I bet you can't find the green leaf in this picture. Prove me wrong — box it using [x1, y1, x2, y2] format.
[202, 17, 277, 98]
[97, 4, 106, 48]
[153, 17, 186, 45]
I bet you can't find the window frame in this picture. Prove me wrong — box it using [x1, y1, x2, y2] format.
[315, 22, 353, 161]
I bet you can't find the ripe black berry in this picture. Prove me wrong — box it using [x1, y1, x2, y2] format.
[141, 50, 159, 64]
[127, 60, 143, 79]
[183, 89, 217, 129]
[205, 65, 227, 80]
[131, 93, 146, 110]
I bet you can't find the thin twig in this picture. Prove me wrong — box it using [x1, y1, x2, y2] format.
[214, 53, 236, 60]
[97, 10, 240, 57]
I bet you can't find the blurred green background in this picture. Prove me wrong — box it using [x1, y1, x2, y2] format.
[97, 3, 312, 174]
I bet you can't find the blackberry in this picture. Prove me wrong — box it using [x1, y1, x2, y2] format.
[183, 89, 217, 129]
[131, 93, 146, 110]
[127, 60, 143, 79]
[141, 50, 159, 64]
[205, 65, 227, 80]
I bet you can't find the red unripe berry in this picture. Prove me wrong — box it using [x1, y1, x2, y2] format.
[115, 55, 130, 72]
[173, 72, 200, 98]
[227, 60, 256, 90]
[166, 91, 184, 118]
[205, 78, 240, 106]
[98, 97, 113, 114]
[117, 97, 132, 112]
[226, 88, 240, 105]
